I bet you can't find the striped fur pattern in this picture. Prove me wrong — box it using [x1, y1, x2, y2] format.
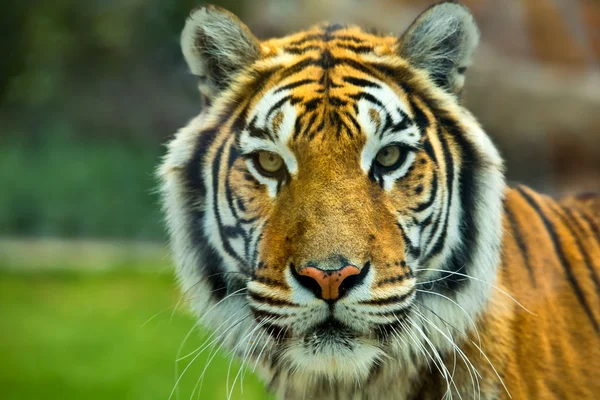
[159, 3, 600, 399]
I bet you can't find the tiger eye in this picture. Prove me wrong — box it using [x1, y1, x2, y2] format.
[375, 145, 401, 167]
[257, 151, 284, 174]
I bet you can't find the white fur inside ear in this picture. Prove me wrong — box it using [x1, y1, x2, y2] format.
[400, 3, 480, 94]
[181, 9, 207, 78]
[180, 6, 260, 97]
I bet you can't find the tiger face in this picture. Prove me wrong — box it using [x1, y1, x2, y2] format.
[160, 1, 505, 390]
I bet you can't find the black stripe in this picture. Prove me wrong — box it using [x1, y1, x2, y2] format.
[303, 97, 322, 111]
[397, 222, 420, 258]
[253, 275, 288, 289]
[409, 97, 430, 132]
[184, 131, 230, 301]
[283, 45, 321, 54]
[299, 113, 318, 139]
[185, 128, 216, 198]
[248, 291, 297, 307]
[274, 55, 406, 100]
[309, 117, 326, 140]
[248, 127, 274, 141]
[334, 35, 365, 44]
[420, 214, 433, 229]
[337, 43, 373, 53]
[250, 229, 263, 269]
[235, 197, 246, 212]
[517, 186, 600, 333]
[243, 227, 254, 261]
[286, 34, 323, 47]
[279, 57, 320, 81]
[574, 205, 600, 246]
[317, 48, 335, 70]
[332, 57, 380, 77]
[265, 95, 292, 121]
[327, 96, 347, 107]
[344, 111, 361, 137]
[380, 112, 394, 137]
[360, 288, 416, 305]
[236, 66, 279, 101]
[389, 117, 411, 134]
[342, 76, 381, 88]
[197, 245, 229, 301]
[274, 79, 315, 94]
[423, 126, 453, 261]
[423, 139, 438, 165]
[504, 201, 537, 286]
[349, 92, 385, 109]
[293, 117, 302, 140]
[367, 63, 415, 95]
[377, 270, 414, 287]
[432, 118, 480, 293]
[551, 203, 600, 303]
[332, 112, 344, 139]
[225, 143, 241, 219]
[212, 140, 247, 265]
[250, 307, 290, 322]
[413, 173, 438, 212]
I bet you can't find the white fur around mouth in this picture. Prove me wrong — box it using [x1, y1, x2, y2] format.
[280, 333, 384, 382]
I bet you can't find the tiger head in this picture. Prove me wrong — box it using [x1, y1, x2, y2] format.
[160, 1, 505, 391]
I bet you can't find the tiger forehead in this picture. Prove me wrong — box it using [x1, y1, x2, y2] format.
[236, 24, 419, 150]
[261, 24, 398, 56]
[244, 73, 414, 146]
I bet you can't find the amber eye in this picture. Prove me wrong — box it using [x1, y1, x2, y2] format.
[375, 145, 403, 168]
[255, 151, 284, 175]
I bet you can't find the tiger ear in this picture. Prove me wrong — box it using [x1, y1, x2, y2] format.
[399, 2, 480, 95]
[181, 5, 261, 101]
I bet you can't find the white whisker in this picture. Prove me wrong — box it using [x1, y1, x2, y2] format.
[469, 338, 512, 399]
[407, 316, 454, 399]
[169, 313, 249, 400]
[416, 268, 534, 315]
[416, 288, 482, 347]
[414, 308, 482, 400]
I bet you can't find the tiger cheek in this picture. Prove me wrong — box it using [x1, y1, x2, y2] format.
[253, 207, 296, 289]
[229, 158, 272, 218]
[392, 156, 433, 212]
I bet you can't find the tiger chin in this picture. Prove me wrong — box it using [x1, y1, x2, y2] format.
[159, 2, 600, 399]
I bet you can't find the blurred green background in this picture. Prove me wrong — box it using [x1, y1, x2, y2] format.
[1, 1, 271, 399]
[1, 0, 598, 399]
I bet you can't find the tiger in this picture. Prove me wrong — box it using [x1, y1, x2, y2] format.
[158, 2, 600, 399]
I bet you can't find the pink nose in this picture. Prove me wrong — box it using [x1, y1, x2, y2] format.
[298, 265, 361, 300]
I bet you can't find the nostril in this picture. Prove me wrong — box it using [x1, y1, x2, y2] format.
[338, 262, 369, 296]
[292, 263, 362, 301]
[290, 263, 323, 299]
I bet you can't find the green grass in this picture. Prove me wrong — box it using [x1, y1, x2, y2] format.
[0, 133, 164, 240]
[0, 270, 270, 400]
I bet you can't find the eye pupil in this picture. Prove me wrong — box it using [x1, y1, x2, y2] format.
[256, 151, 284, 174]
[375, 145, 402, 168]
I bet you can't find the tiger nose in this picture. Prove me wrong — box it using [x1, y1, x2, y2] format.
[297, 265, 361, 301]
